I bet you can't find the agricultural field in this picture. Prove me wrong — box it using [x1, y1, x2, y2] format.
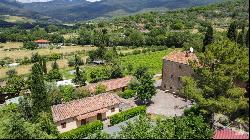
[120, 48, 179, 74]
[0, 42, 96, 60]
[1, 15, 34, 23]
[0, 43, 156, 79]
[0, 48, 177, 79]
[0, 56, 87, 79]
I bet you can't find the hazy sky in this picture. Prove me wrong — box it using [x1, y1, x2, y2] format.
[16, 0, 101, 3]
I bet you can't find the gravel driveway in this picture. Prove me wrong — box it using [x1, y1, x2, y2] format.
[147, 89, 193, 117]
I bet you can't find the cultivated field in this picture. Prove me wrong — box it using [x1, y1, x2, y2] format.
[0, 42, 96, 60]
[0, 41, 179, 79]
[0, 56, 88, 79]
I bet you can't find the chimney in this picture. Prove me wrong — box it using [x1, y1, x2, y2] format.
[190, 47, 194, 53]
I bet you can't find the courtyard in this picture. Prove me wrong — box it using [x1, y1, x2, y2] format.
[147, 89, 193, 117]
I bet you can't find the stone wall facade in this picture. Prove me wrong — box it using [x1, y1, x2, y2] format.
[161, 59, 194, 93]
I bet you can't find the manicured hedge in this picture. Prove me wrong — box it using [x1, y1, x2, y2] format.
[59, 120, 103, 139]
[110, 106, 146, 126]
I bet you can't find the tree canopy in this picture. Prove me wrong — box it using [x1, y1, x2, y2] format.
[180, 40, 249, 118]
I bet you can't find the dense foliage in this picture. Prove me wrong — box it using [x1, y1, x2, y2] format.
[0, 104, 58, 139]
[59, 121, 103, 139]
[180, 40, 249, 119]
[109, 106, 146, 126]
[90, 114, 213, 139]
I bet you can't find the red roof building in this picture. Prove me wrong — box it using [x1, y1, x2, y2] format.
[84, 76, 133, 93]
[213, 129, 249, 139]
[164, 51, 199, 65]
[34, 39, 50, 43]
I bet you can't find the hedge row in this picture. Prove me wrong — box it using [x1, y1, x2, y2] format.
[59, 120, 103, 139]
[110, 106, 146, 126]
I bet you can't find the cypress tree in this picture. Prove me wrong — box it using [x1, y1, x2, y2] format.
[72, 55, 86, 86]
[227, 21, 237, 42]
[42, 58, 47, 74]
[47, 60, 62, 81]
[203, 25, 214, 51]
[246, 29, 249, 48]
[237, 26, 245, 47]
[30, 63, 49, 117]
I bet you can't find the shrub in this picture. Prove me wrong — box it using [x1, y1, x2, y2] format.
[120, 89, 135, 99]
[95, 84, 107, 94]
[59, 121, 103, 139]
[47, 53, 63, 61]
[23, 41, 38, 50]
[109, 106, 146, 126]
[132, 50, 141, 55]
[6, 69, 17, 77]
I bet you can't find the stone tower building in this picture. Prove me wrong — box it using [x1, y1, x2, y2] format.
[161, 50, 198, 93]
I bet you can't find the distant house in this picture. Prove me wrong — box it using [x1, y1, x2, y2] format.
[84, 76, 132, 93]
[161, 49, 199, 93]
[34, 39, 50, 47]
[51, 93, 130, 133]
[213, 128, 249, 139]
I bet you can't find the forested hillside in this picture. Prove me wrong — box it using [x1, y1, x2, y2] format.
[23, 0, 226, 22]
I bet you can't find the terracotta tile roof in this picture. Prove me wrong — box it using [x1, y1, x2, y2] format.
[76, 108, 108, 121]
[84, 76, 132, 93]
[164, 51, 199, 65]
[34, 39, 50, 43]
[213, 129, 249, 139]
[51, 93, 124, 122]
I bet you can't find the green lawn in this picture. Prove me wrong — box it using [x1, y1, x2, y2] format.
[120, 48, 177, 75]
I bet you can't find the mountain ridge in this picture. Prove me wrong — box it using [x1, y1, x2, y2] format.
[1, 0, 227, 23]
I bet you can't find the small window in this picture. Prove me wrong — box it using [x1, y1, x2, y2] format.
[61, 122, 66, 129]
[178, 77, 181, 81]
[170, 74, 174, 80]
[111, 107, 115, 112]
[179, 65, 182, 69]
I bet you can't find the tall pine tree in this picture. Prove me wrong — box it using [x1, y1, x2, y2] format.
[30, 63, 49, 117]
[42, 58, 47, 74]
[227, 21, 237, 42]
[72, 55, 86, 86]
[202, 25, 214, 52]
[237, 26, 245, 47]
[47, 60, 62, 82]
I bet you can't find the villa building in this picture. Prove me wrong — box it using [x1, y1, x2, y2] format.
[51, 93, 129, 133]
[84, 76, 132, 93]
[34, 39, 50, 47]
[161, 49, 198, 93]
